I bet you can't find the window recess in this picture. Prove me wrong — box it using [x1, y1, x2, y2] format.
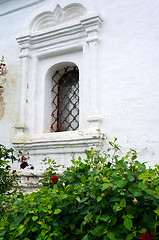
[51, 66, 79, 132]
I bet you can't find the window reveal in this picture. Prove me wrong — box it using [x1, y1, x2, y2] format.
[51, 66, 79, 132]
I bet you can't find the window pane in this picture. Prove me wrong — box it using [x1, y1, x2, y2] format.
[51, 66, 79, 132]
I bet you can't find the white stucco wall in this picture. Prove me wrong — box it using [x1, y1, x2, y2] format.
[0, 0, 159, 171]
[98, 0, 159, 164]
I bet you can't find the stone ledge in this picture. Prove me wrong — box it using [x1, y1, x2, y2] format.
[15, 169, 65, 193]
[12, 131, 105, 154]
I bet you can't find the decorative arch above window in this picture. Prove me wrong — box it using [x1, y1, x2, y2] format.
[30, 3, 87, 32]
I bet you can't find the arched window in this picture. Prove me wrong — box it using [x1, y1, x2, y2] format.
[51, 66, 79, 132]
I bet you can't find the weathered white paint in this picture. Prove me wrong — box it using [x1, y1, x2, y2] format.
[0, 0, 159, 181]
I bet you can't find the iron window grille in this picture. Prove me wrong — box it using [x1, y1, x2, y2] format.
[51, 66, 79, 132]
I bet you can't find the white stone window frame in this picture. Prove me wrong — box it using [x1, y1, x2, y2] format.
[13, 6, 104, 167]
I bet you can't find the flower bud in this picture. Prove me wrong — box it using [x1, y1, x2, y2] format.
[133, 198, 138, 205]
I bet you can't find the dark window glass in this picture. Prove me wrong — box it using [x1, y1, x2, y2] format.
[51, 66, 79, 132]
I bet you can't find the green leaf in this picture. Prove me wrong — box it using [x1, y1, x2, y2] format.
[41, 229, 47, 237]
[10, 225, 16, 231]
[38, 221, 43, 225]
[124, 218, 133, 231]
[41, 223, 48, 229]
[107, 231, 115, 240]
[19, 226, 25, 235]
[76, 197, 88, 203]
[102, 183, 109, 191]
[47, 237, 52, 240]
[155, 185, 159, 193]
[76, 196, 81, 202]
[54, 209, 62, 214]
[99, 214, 110, 222]
[154, 209, 159, 215]
[117, 180, 127, 188]
[126, 233, 134, 240]
[36, 236, 43, 240]
[29, 210, 35, 214]
[41, 207, 48, 212]
[32, 216, 38, 221]
[97, 196, 102, 202]
[113, 203, 122, 212]
[120, 198, 126, 208]
[0, 231, 5, 237]
[81, 175, 87, 183]
[138, 228, 147, 233]
[74, 229, 81, 235]
[128, 175, 135, 182]
[103, 236, 109, 240]
[110, 197, 121, 202]
[32, 227, 38, 232]
[62, 194, 68, 199]
[108, 217, 117, 226]
[126, 214, 134, 219]
[90, 225, 104, 237]
[48, 204, 52, 209]
[48, 158, 51, 164]
[24, 217, 30, 224]
[81, 234, 88, 240]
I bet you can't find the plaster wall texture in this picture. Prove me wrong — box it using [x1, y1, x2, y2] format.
[0, 0, 159, 179]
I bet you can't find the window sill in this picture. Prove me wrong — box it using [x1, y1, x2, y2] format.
[12, 130, 105, 169]
[12, 130, 104, 152]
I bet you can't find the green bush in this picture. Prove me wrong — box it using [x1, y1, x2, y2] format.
[0, 144, 18, 195]
[0, 139, 159, 240]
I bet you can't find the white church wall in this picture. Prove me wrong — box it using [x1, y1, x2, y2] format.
[0, 0, 159, 178]
[97, 0, 159, 164]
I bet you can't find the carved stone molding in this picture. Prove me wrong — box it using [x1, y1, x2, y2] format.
[12, 131, 105, 169]
[30, 3, 87, 32]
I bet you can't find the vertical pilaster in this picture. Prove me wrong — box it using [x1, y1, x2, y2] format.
[29, 55, 37, 134]
[15, 36, 31, 137]
[81, 15, 103, 131]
